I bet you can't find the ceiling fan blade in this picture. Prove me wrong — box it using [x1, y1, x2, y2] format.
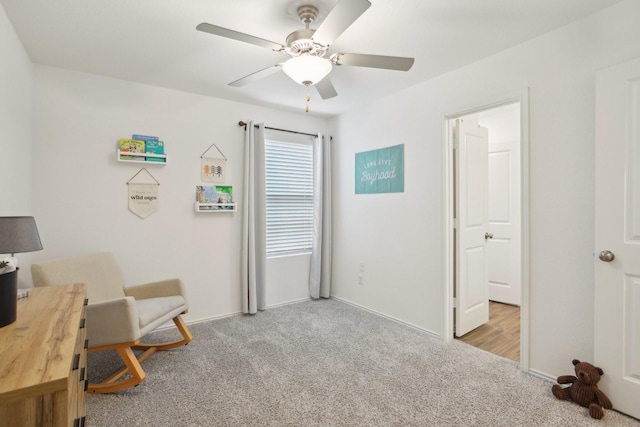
[315, 78, 338, 99]
[229, 64, 282, 87]
[312, 0, 371, 46]
[333, 53, 415, 71]
[196, 23, 283, 51]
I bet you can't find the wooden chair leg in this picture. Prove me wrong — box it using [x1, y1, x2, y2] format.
[132, 315, 193, 352]
[88, 314, 193, 394]
[173, 315, 194, 344]
[87, 346, 147, 394]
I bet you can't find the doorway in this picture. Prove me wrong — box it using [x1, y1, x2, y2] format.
[457, 300, 520, 362]
[443, 94, 530, 370]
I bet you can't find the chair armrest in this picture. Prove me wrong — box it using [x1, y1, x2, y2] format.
[86, 297, 140, 348]
[124, 278, 186, 301]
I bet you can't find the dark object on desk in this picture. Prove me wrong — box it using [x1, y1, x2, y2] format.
[0, 216, 43, 327]
[0, 269, 18, 327]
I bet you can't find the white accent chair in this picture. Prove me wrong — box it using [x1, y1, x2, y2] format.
[31, 252, 193, 393]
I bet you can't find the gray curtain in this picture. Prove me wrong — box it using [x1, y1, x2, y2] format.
[241, 121, 266, 314]
[309, 134, 332, 299]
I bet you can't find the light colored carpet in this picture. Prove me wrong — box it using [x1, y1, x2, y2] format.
[87, 298, 639, 426]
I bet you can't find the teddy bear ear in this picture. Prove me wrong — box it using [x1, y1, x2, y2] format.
[597, 367, 604, 375]
[572, 359, 580, 366]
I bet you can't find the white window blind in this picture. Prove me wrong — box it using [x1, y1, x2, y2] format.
[265, 139, 314, 256]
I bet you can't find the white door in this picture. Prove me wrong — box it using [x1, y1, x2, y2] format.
[487, 137, 521, 306]
[594, 57, 640, 419]
[455, 116, 490, 337]
[479, 104, 522, 306]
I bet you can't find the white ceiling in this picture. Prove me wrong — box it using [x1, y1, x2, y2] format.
[1, 0, 621, 117]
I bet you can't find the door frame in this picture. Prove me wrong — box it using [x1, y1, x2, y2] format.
[442, 89, 531, 372]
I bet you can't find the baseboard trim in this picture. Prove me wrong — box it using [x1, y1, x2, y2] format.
[330, 296, 441, 340]
[154, 311, 242, 331]
[527, 368, 555, 383]
[186, 311, 242, 325]
[159, 297, 314, 330]
[265, 297, 312, 309]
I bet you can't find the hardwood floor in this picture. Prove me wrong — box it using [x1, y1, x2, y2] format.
[456, 301, 520, 362]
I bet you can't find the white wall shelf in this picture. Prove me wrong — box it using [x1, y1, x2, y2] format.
[194, 201, 237, 212]
[117, 150, 167, 165]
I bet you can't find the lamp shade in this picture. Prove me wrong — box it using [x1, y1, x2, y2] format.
[0, 216, 43, 255]
[282, 56, 332, 86]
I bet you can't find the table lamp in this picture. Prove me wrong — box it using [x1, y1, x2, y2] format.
[0, 216, 43, 327]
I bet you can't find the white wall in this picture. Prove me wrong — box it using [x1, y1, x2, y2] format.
[0, 5, 36, 287]
[0, 5, 31, 209]
[266, 254, 311, 306]
[329, 0, 640, 378]
[29, 65, 328, 322]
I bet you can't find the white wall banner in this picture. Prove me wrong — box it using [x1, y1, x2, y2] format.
[200, 143, 228, 183]
[128, 183, 159, 218]
[201, 157, 227, 183]
[127, 168, 160, 218]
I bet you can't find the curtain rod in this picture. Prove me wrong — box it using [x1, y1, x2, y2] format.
[238, 121, 318, 137]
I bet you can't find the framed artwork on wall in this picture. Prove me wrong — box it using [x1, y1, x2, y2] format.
[355, 144, 404, 194]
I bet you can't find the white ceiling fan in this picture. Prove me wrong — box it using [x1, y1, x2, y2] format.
[196, 0, 415, 102]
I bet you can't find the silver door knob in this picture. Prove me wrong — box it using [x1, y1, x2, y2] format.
[598, 250, 615, 262]
[485, 232, 493, 240]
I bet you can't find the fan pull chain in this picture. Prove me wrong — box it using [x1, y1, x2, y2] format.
[306, 91, 310, 113]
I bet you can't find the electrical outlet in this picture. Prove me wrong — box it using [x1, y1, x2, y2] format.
[359, 262, 365, 273]
[358, 274, 364, 285]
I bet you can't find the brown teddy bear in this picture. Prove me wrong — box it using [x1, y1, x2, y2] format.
[552, 359, 613, 419]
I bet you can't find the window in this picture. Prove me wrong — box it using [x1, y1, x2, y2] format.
[265, 138, 314, 256]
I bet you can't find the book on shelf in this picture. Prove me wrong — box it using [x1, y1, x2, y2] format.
[119, 138, 145, 160]
[145, 140, 165, 162]
[216, 186, 234, 209]
[130, 134, 165, 162]
[132, 134, 158, 141]
[196, 185, 218, 202]
[195, 185, 234, 210]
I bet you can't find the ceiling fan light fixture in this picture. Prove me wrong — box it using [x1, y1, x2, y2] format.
[282, 56, 332, 86]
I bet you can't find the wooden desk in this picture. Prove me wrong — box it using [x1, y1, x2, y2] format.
[0, 283, 88, 427]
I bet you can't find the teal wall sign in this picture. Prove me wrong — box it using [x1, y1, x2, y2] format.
[355, 144, 404, 194]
